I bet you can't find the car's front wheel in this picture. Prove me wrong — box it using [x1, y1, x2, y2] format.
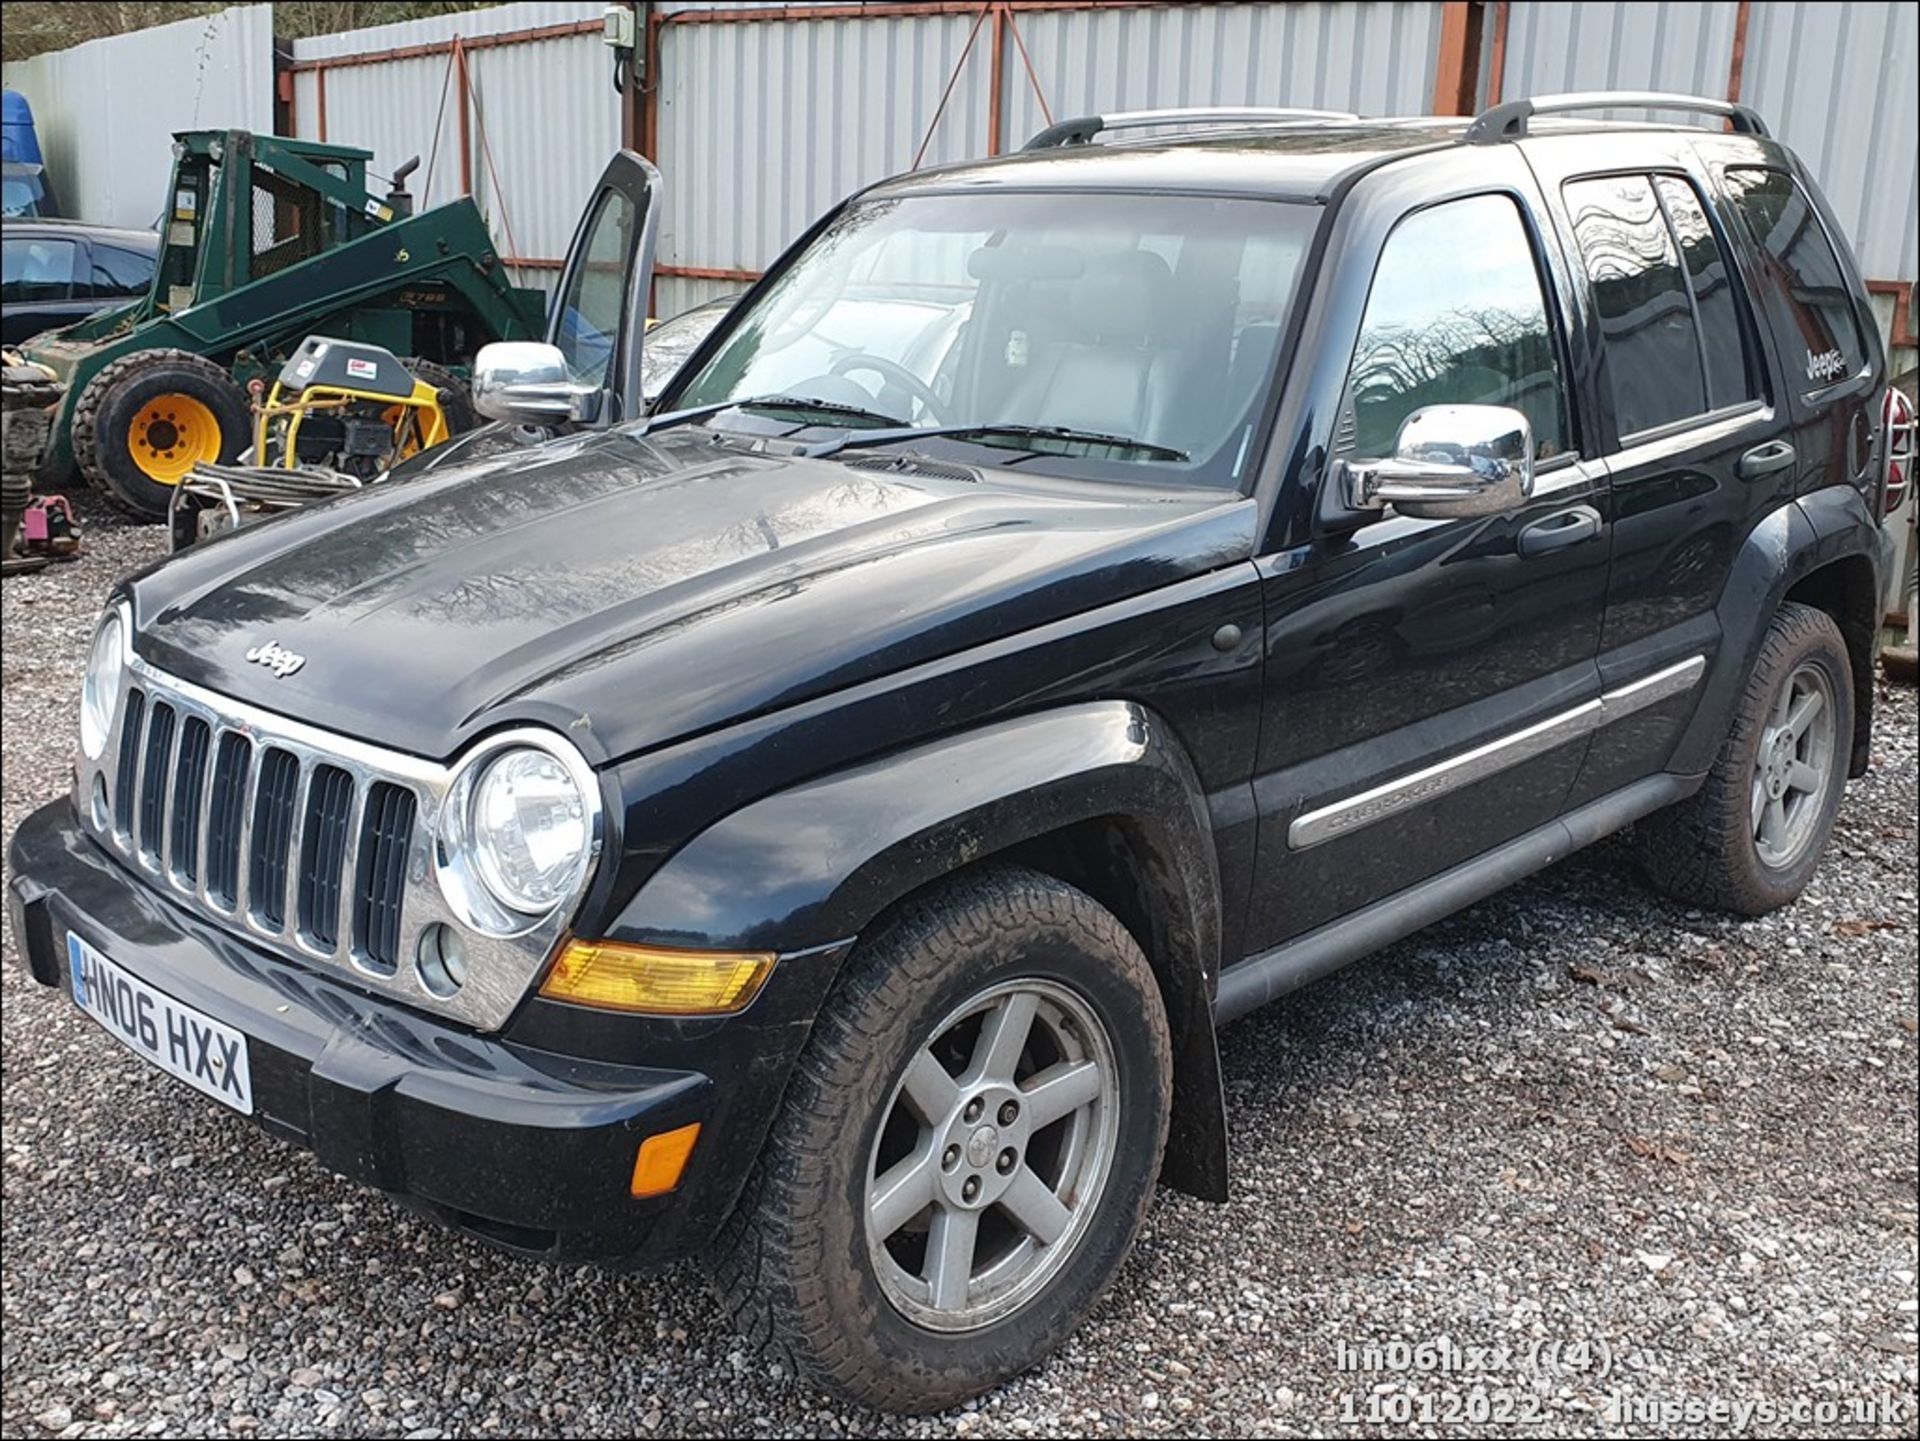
[707, 866, 1171, 1413]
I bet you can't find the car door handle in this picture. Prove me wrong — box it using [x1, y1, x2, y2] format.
[1517, 505, 1602, 557]
[1736, 440, 1796, 481]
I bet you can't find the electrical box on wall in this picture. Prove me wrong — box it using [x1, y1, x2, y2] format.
[603, 4, 635, 50]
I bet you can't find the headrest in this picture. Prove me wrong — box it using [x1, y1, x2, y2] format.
[1067, 250, 1174, 344]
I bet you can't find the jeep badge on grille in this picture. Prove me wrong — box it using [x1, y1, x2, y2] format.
[243, 639, 306, 678]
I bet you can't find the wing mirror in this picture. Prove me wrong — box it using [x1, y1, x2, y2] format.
[1348, 404, 1534, 520]
[472, 341, 597, 425]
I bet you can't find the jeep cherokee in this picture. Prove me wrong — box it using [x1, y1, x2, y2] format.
[7, 92, 1898, 1412]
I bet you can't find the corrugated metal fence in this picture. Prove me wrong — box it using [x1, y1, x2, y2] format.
[649, 2, 1444, 316]
[1, 3, 275, 230]
[285, 2, 617, 292]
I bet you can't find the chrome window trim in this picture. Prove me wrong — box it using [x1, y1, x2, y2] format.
[75, 607, 601, 1032]
[1289, 655, 1706, 850]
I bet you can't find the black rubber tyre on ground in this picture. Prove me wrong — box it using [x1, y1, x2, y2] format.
[72, 349, 252, 519]
[403, 357, 481, 437]
[707, 866, 1172, 1413]
[1638, 601, 1854, 915]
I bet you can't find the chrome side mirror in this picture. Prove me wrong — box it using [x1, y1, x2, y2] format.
[472, 341, 596, 425]
[1349, 404, 1535, 520]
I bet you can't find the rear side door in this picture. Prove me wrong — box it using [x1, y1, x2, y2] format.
[1522, 135, 1788, 804]
[1243, 148, 1609, 953]
[545, 150, 663, 426]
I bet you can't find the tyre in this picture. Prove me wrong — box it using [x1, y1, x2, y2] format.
[1638, 601, 1853, 915]
[73, 349, 252, 519]
[402, 357, 481, 437]
[707, 866, 1172, 1412]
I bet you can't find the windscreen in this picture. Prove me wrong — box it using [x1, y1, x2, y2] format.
[673, 190, 1319, 488]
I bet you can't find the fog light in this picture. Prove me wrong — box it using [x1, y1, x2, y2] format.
[630, 1122, 701, 1198]
[416, 922, 469, 997]
[539, 939, 774, 1015]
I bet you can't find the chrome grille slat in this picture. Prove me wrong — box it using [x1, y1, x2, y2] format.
[333, 782, 370, 966]
[249, 747, 301, 932]
[354, 782, 417, 975]
[77, 645, 594, 1033]
[170, 716, 213, 887]
[113, 688, 146, 838]
[136, 700, 175, 865]
[297, 765, 354, 953]
[205, 731, 252, 910]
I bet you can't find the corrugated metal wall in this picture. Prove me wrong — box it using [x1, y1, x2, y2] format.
[0, 3, 275, 229]
[1739, 0, 1918, 292]
[1497, 0, 1918, 291]
[288, 1, 617, 292]
[999, 1, 1442, 147]
[653, 1, 1444, 316]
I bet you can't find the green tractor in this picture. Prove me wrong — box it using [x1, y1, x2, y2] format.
[21, 129, 545, 517]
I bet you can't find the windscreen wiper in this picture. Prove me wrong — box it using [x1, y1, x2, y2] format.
[632, 393, 910, 438]
[801, 421, 1189, 464]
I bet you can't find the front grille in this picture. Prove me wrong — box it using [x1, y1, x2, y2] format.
[102, 682, 424, 974]
[80, 645, 594, 1033]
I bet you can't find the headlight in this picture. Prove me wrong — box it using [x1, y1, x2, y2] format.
[79, 612, 124, 760]
[436, 740, 597, 934]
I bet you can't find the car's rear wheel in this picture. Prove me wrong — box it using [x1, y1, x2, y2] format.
[1638, 601, 1853, 914]
[707, 866, 1170, 1413]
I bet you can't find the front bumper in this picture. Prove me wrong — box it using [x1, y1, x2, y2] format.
[7, 799, 712, 1266]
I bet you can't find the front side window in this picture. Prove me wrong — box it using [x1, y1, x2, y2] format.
[673, 190, 1319, 488]
[1339, 193, 1568, 464]
[0, 236, 79, 302]
[1722, 166, 1868, 391]
[553, 187, 636, 389]
[1564, 174, 1708, 437]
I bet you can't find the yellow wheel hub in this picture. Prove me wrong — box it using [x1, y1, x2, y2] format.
[128, 394, 222, 484]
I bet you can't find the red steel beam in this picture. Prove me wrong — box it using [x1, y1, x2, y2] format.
[1867, 280, 1915, 348]
[657, 263, 765, 283]
[289, 17, 604, 73]
[1431, 2, 1474, 117]
[454, 34, 473, 196]
[1726, 0, 1752, 103]
[988, 2, 1008, 156]
[657, 1, 1162, 27]
[1486, 1, 1510, 107]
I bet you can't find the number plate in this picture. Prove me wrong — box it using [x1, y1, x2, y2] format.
[67, 933, 254, 1115]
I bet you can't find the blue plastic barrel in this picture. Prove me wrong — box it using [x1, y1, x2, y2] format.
[3, 89, 45, 165]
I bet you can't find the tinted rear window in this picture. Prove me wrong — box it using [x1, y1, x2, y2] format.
[1722, 167, 1867, 390]
[1563, 174, 1706, 436]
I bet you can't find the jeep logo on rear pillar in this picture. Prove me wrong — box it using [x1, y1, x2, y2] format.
[243, 639, 305, 678]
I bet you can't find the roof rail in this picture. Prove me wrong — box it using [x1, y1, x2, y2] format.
[1023, 106, 1359, 151]
[1465, 90, 1768, 144]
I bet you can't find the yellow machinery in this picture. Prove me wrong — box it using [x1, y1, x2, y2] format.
[169, 336, 473, 550]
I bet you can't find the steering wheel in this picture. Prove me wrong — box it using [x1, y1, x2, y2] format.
[828, 353, 950, 424]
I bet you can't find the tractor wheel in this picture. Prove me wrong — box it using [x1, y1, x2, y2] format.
[74, 349, 251, 519]
[404, 358, 481, 437]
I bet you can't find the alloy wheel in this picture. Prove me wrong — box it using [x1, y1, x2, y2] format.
[865, 977, 1119, 1333]
[1750, 660, 1837, 869]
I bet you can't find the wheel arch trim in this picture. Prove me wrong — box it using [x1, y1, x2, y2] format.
[611, 700, 1233, 1200]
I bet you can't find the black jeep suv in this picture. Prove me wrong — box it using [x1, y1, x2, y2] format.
[8, 92, 1898, 1412]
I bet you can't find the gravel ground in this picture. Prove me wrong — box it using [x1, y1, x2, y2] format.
[3, 497, 1916, 1439]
